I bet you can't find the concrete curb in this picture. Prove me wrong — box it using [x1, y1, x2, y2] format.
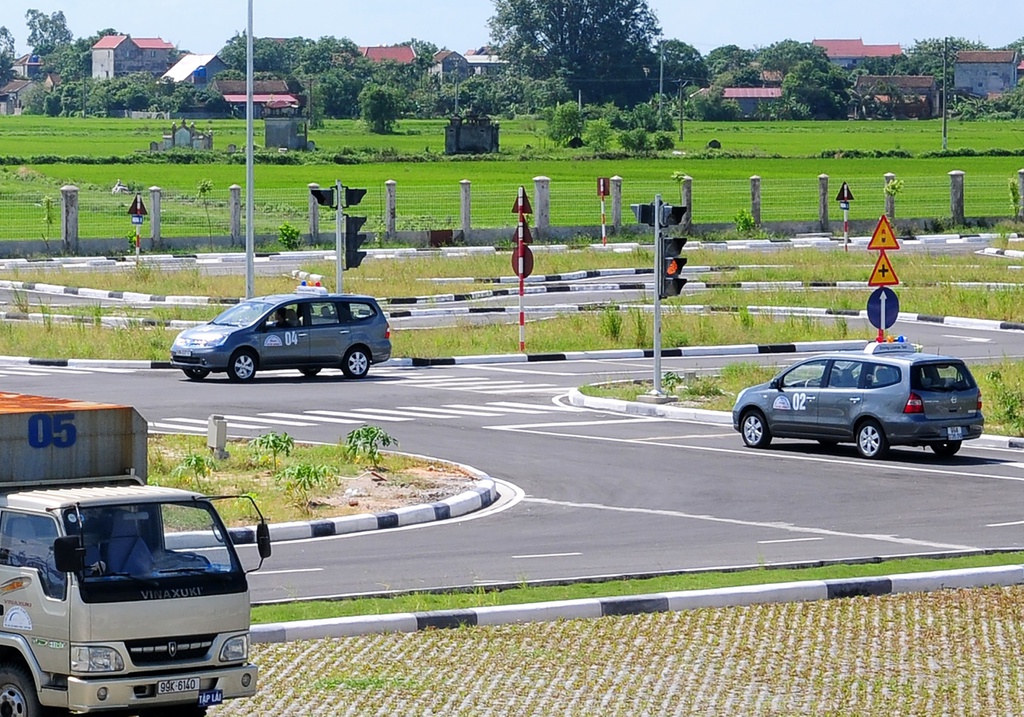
[252, 564, 1024, 642]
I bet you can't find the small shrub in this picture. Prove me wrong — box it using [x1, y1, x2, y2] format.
[1009, 177, 1021, 219]
[343, 425, 397, 468]
[249, 432, 294, 472]
[276, 463, 334, 515]
[734, 208, 756, 235]
[653, 133, 675, 151]
[600, 305, 623, 342]
[171, 452, 216, 491]
[278, 222, 302, 251]
[629, 307, 648, 348]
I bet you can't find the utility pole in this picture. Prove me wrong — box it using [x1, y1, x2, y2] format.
[677, 82, 684, 141]
[942, 37, 949, 151]
[658, 42, 665, 123]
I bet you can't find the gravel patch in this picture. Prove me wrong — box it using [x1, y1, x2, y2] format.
[213, 584, 1024, 715]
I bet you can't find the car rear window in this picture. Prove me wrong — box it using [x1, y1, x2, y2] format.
[910, 362, 975, 392]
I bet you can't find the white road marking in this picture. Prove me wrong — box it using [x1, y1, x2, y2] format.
[162, 417, 278, 430]
[394, 406, 504, 417]
[525, 497, 976, 551]
[986, 520, 1024, 528]
[489, 401, 585, 412]
[758, 537, 824, 545]
[942, 334, 993, 343]
[445, 403, 547, 414]
[150, 422, 204, 432]
[260, 412, 361, 425]
[254, 568, 325, 576]
[305, 409, 411, 422]
[512, 552, 583, 559]
[227, 414, 317, 427]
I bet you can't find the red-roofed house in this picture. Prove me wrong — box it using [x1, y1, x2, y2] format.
[954, 50, 1020, 97]
[359, 45, 417, 64]
[91, 35, 176, 79]
[693, 87, 781, 117]
[812, 39, 903, 69]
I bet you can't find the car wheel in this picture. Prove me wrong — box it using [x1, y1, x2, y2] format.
[342, 346, 370, 379]
[930, 440, 962, 457]
[227, 350, 258, 382]
[183, 368, 210, 381]
[740, 409, 772, 448]
[300, 368, 322, 377]
[0, 662, 45, 717]
[856, 420, 889, 459]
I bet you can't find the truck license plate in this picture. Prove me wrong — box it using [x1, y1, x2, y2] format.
[158, 678, 199, 694]
[948, 426, 964, 440]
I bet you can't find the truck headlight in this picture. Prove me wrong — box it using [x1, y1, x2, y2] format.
[72, 646, 124, 673]
[220, 635, 248, 662]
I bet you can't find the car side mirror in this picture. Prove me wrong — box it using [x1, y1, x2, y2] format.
[770, 377, 782, 390]
[256, 522, 272, 560]
[54, 536, 85, 573]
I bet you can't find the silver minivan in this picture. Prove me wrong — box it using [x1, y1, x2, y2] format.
[170, 286, 392, 382]
[732, 341, 984, 458]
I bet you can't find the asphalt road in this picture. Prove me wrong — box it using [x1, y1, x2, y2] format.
[4, 319, 1024, 603]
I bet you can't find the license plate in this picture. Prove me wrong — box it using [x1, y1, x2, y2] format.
[175, 350, 192, 358]
[158, 678, 199, 694]
[198, 689, 223, 707]
[947, 426, 964, 440]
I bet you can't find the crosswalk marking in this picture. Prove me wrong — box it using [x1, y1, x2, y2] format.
[488, 401, 585, 412]
[151, 422, 204, 433]
[306, 409, 412, 422]
[443, 403, 547, 415]
[224, 414, 317, 427]
[260, 412, 362, 425]
[398, 406, 506, 417]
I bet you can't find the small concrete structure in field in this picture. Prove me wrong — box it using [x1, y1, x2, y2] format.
[445, 115, 499, 155]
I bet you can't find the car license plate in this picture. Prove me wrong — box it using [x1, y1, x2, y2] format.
[948, 426, 964, 440]
[198, 689, 223, 707]
[175, 350, 192, 358]
[157, 678, 199, 694]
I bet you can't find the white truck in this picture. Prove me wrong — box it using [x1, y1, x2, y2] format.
[0, 392, 271, 716]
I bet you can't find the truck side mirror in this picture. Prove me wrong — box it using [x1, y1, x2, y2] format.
[54, 536, 85, 573]
[256, 522, 271, 560]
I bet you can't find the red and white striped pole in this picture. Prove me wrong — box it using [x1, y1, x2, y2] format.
[518, 185, 526, 352]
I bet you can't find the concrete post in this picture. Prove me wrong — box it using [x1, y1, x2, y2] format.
[533, 176, 550, 237]
[884, 173, 896, 220]
[149, 186, 161, 248]
[229, 185, 241, 247]
[307, 183, 320, 243]
[680, 175, 693, 233]
[385, 180, 397, 239]
[750, 175, 761, 226]
[460, 179, 472, 234]
[818, 174, 830, 233]
[60, 185, 78, 255]
[1018, 169, 1024, 221]
[611, 175, 623, 231]
[949, 170, 965, 226]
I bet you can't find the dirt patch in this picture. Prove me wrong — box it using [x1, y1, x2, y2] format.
[317, 464, 477, 514]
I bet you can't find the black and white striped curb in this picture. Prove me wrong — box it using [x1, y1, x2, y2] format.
[251, 564, 1024, 642]
[0, 279, 239, 306]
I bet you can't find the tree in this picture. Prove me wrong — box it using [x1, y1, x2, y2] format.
[660, 39, 708, 89]
[548, 101, 584, 145]
[757, 40, 829, 78]
[705, 45, 755, 78]
[359, 82, 403, 133]
[781, 58, 850, 120]
[489, 0, 661, 106]
[24, 9, 73, 56]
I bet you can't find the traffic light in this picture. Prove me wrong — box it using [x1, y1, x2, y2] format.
[660, 236, 688, 298]
[344, 215, 368, 269]
[310, 188, 336, 209]
[631, 202, 687, 227]
[341, 187, 367, 207]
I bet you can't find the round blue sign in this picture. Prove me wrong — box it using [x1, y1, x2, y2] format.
[867, 287, 899, 330]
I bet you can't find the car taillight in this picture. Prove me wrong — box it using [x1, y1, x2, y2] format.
[977, 389, 982, 411]
[385, 324, 391, 339]
[903, 392, 923, 414]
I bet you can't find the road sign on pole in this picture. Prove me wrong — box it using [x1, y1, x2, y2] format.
[835, 183, 854, 251]
[127, 193, 148, 216]
[867, 214, 899, 251]
[868, 252, 900, 287]
[867, 287, 900, 330]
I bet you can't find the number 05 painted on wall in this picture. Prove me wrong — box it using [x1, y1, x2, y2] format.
[27, 413, 77, 448]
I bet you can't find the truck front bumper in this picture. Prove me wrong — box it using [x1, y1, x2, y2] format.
[64, 663, 257, 713]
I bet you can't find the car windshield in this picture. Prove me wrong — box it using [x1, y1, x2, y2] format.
[63, 502, 246, 603]
[211, 301, 273, 327]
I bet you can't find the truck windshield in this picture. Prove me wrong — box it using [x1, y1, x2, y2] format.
[62, 501, 247, 604]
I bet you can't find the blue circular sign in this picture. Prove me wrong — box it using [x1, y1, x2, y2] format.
[867, 287, 899, 330]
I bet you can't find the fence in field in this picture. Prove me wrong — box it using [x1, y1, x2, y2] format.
[4, 169, 1023, 251]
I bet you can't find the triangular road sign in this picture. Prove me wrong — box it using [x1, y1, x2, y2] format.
[128, 194, 148, 216]
[867, 215, 898, 251]
[514, 223, 533, 245]
[868, 251, 900, 286]
[835, 182, 854, 202]
[512, 189, 532, 215]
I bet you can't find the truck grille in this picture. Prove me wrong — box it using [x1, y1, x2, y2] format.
[125, 634, 215, 665]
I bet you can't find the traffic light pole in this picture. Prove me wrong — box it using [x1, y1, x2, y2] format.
[335, 178, 343, 294]
[652, 194, 664, 397]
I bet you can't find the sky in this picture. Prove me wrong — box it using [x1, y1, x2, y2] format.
[4, 0, 1020, 58]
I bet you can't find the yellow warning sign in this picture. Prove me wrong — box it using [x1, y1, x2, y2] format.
[868, 251, 900, 286]
[867, 215, 899, 251]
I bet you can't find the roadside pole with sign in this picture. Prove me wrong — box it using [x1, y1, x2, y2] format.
[128, 193, 148, 258]
[836, 182, 854, 251]
[866, 214, 900, 342]
[597, 177, 610, 246]
[512, 186, 534, 352]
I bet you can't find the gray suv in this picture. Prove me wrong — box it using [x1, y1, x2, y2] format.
[732, 342, 984, 459]
[170, 287, 392, 382]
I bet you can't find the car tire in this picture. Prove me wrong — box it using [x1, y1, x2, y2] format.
[930, 440, 962, 457]
[183, 368, 210, 381]
[740, 409, 772, 448]
[300, 368, 322, 377]
[0, 662, 46, 717]
[342, 346, 370, 379]
[856, 419, 889, 459]
[227, 349, 258, 382]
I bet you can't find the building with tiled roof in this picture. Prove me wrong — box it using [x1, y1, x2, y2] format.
[13, 54, 43, 79]
[693, 86, 781, 116]
[853, 75, 939, 118]
[91, 35, 177, 79]
[812, 39, 903, 69]
[359, 45, 417, 64]
[954, 50, 1020, 97]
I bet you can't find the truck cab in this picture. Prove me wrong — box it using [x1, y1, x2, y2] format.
[0, 393, 270, 716]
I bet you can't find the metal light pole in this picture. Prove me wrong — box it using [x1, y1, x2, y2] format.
[244, 0, 255, 298]
[942, 37, 949, 151]
[651, 194, 664, 397]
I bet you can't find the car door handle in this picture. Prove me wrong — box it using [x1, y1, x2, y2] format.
[298, 332, 308, 337]
[848, 397, 861, 403]
[339, 329, 350, 335]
